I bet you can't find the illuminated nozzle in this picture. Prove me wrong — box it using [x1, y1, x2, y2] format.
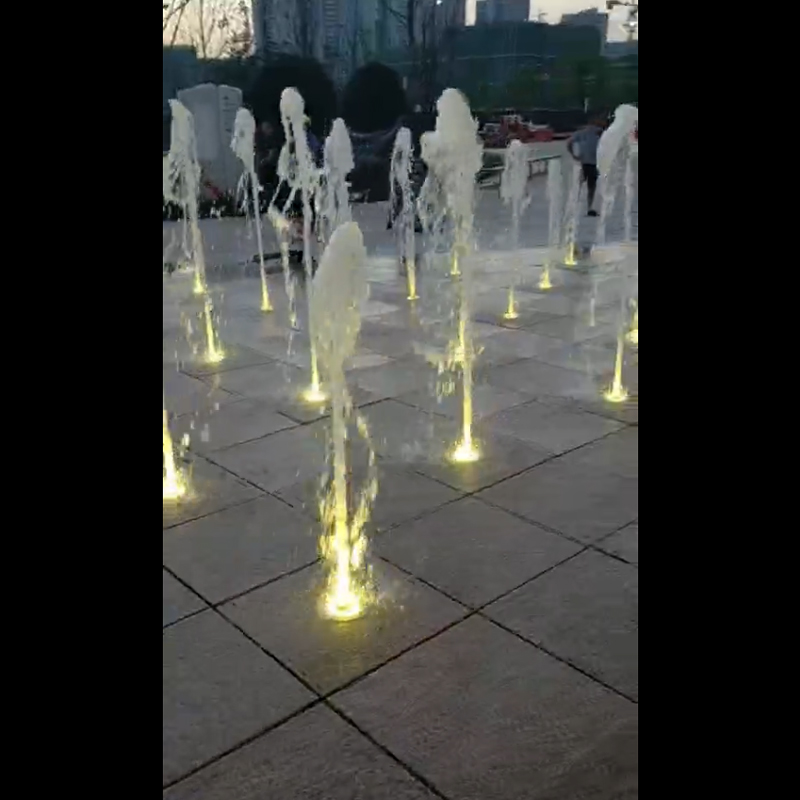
[163, 409, 187, 501]
[448, 301, 480, 464]
[450, 437, 480, 463]
[450, 249, 461, 277]
[301, 383, 328, 404]
[564, 242, 578, 267]
[301, 357, 327, 404]
[193, 272, 207, 295]
[626, 309, 638, 345]
[503, 287, 519, 320]
[203, 298, 224, 363]
[260, 280, 273, 312]
[323, 522, 367, 621]
[539, 266, 553, 290]
[406, 258, 419, 300]
[603, 331, 629, 403]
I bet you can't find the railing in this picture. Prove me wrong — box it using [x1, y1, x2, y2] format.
[478, 153, 562, 187]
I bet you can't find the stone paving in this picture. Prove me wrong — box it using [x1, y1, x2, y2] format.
[163, 186, 638, 799]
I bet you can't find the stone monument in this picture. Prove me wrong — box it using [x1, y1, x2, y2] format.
[176, 83, 243, 196]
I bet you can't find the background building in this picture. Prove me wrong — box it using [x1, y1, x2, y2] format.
[476, 0, 529, 24]
[560, 7, 608, 46]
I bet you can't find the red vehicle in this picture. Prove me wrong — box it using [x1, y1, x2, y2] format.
[480, 115, 555, 148]
[501, 115, 555, 144]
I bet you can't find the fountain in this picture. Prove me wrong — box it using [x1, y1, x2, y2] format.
[310, 222, 377, 621]
[604, 325, 629, 403]
[163, 406, 188, 501]
[541, 157, 563, 290]
[596, 104, 639, 248]
[562, 159, 582, 267]
[420, 89, 484, 464]
[278, 88, 325, 403]
[627, 301, 639, 345]
[500, 140, 531, 319]
[319, 118, 354, 246]
[164, 100, 224, 364]
[231, 107, 272, 312]
[267, 207, 298, 331]
[390, 127, 419, 300]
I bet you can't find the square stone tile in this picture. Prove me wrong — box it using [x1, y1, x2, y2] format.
[359, 325, 419, 358]
[163, 570, 206, 627]
[478, 457, 638, 542]
[397, 382, 529, 421]
[559, 427, 638, 479]
[528, 314, 616, 344]
[204, 359, 305, 401]
[601, 523, 638, 565]
[163, 456, 263, 530]
[362, 399, 552, 493]
[277, 461, 462, 532]
[164, 367, 237, 418]
[485, 358, 599, 402]
[163, 494, 319, 604]
[332, 616, 638, 800]
[164, 705, 438, 800]
[473, 306, 558, 331]
[575, 393, 639, 426]
[163, 611, 314, 785]
[208, 360, 376, 424]
[378, 498, 581, 606]
[346, 351, 393, 371]
[223, 561, 466, 694]
[209, 420, 327, 494]
[485, 400, 624, 455]
[180, 343, 275, 378]
[528, 291, 596, 317]
[418, 427, 553, 494]
[475, 328, 571, 367]
[352, 357, 436, 400]
[485, 550, 638, 699]
[174, 398, 298, 454]
[530, 339, 616, 374]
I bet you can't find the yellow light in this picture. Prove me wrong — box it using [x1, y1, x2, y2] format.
[450, 249, 461, 277]
[260, 282, 273, 312]
[163, 472, 187, 501]
[203, 298, 225, 363]
[603, 330, 628, 403]
[603, 384, 629, 403]
[163, 409, 188, 501]
[564, 242, 578, 267]
[301, 384, 328, 404]
[626, 309, 638, 345]
[450, 438, 480, 463]
[407, 258, 419, 300]
[503, 286, 519, 319]
[193, 273, 207, 295]
[538, 266, 553, 290]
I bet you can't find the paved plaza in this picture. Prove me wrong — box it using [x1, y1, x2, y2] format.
[163, 181, 638, 799]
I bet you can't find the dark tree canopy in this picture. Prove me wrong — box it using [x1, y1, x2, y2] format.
[341, 62, 409, 134]
[245, 55, 337, 140]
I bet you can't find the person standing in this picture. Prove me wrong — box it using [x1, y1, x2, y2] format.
[567, 117, 605, 216]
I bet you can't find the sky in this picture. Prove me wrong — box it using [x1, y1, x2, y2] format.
[465, 1, 633, 42]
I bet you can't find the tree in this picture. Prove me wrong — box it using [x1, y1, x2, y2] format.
[245, 55, 337, 138]
[380, 0, 459, 107]
[162, 0, 251, 59]
[341, 62, 408, 133]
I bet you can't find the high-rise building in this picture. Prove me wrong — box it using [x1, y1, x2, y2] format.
[251, 0, 468, 84]
[476, 0, 529, 24]
[560, 7, 609, 45]
[251, 0, 313, 56]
